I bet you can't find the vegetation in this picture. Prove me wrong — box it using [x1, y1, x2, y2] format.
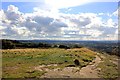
[2, 39, 16, 49]
[1, 39, 83, 49]
[97, 53, 119, 79]
[2, 48, 96, 78]
[1, 39, 119, 78]
[1, 39, 119, 57]
[84, 41, 119, 57]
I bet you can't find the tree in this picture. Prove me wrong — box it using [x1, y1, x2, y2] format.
[2, 39, 15, 49]
[59, 45, 70, 49]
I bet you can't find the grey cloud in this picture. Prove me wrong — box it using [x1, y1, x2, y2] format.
[70, 18, 91, 27]
[5, 11, 21, 20]
[50, 20, 68, 27]
[99, 26, 117, 35]
[33, 16, 54, 26]
[22, 19, 40, 31]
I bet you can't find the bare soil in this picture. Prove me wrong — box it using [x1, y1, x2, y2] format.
[35, 54, 102, 78]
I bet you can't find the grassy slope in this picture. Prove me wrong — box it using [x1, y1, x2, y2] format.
[97, 53, 119, 78]
[2, 48, 96, 78]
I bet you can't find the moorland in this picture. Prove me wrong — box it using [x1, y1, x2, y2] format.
[1, 39, 119, 78]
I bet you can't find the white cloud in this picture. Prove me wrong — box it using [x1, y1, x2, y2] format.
[86, 29, 102, 37]
[107, 19, 116, 27]
[113, 9, 118, 16]
[0, 10, 6, 21]
[0, 4, 118, 40]
[7, 5, 19, 12]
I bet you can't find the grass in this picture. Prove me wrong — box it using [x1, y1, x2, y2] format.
[97, 53, 119, 79]
[2, 48, 96, 78]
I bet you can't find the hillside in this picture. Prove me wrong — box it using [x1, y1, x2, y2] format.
[2, 48, 119, 78]
[1, 39, 119, 57]
[2, 48, 95, 78]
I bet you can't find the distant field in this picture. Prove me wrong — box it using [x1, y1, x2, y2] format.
[2, 48, 96, 78]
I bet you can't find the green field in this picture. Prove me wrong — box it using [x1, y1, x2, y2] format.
[2, 48, 96, 78]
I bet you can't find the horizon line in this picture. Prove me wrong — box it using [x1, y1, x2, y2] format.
[1, 38, 119, 41]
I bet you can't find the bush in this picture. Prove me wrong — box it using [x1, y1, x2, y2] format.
[58, 45, 70, 49]
[2, 39, 16, 49]
[38, 43, 51, 48]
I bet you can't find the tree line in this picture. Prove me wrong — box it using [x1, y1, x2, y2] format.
[1, 39, 83, 49]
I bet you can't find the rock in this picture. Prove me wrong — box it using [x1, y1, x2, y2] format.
[64, 60, 68, 62]
[96, 68, 101, 72]
[74, 59, 80, 66]
[72, 68, 80, 73]
[53, 68, 60, 71]
[91, 66, 96, 70]
[58, 68, 62, 71]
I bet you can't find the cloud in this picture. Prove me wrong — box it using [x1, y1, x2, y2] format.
[45, 0, 93, 9]
[5, 5, 23, 21]
[7, 5, 19, 12]
[113, 10, 118, 16]
[113, 6, 120, 18]
[0, 5, 118, 40]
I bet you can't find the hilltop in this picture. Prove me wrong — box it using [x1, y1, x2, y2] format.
[1, 39, 119, 78]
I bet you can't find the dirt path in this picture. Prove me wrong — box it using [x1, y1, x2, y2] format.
[79, 54, 102, 78]
[36, 53, 102, 78]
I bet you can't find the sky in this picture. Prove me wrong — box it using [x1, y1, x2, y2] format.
[0, 0, 119, 40]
